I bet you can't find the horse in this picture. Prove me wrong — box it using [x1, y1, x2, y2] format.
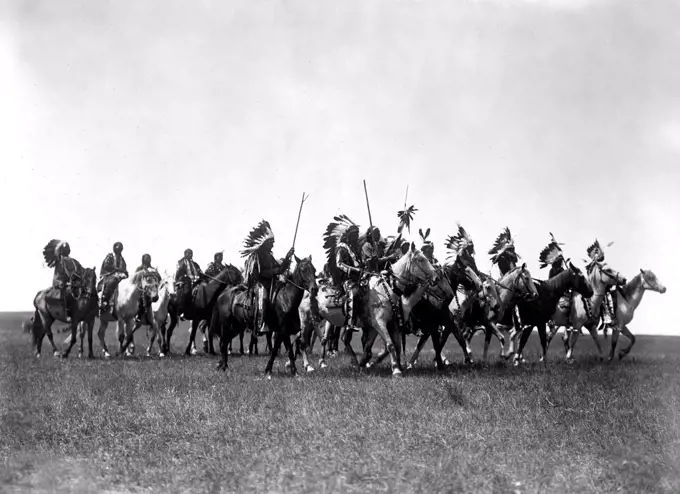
[213, 255, 319, 377]
[32, 267, 99, 359]
[547, 262, 626, 363]
[344, 243, 438, 376]
[96, 270, 161, 358]
[559, 268, 666, 362]
[173, 264, 243, 356]
[407, 272, 501, 369]
[452, 264, 540, 361]
[509, 262, 594, 365]
[133, 275, 175, 356]
[297, 277, 344, 370]
[364, 263, 457, 371]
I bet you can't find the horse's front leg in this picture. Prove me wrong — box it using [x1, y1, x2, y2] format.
[370, 313, 402, 377]
[359, 326, 378, 368]
[185, 319, 199, 356]
[318, 321, 331, 368]
[618, 325, 636, 360]
[608, 326, 620, 362]
[281, 329, 298, 377]
[264, 327, 285, 378]
[97, 319, 112, 358]
[61, 320, 79, 358]
[537, 323, 548, 365]
[407, 332, 431, 369]
[513, 325, 534, 366]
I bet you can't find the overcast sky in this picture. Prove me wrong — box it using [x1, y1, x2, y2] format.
[1, 0, 677, 334]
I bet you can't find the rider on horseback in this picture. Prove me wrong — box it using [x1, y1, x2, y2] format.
[446, 224, 485, 323]
[98, 242, 129, 313]
[43, 239, 81, 323]
[241, 220, 295, 335]
[175, 248, 204, 291]
[489, 227, 524, 327]
[205, 252, 226, 278]
[419, 228, 440, 268]
[133, 254, 161, 322]
[326, 218, 365, 331]
[361, 226, 398, 273]
[135, 254, 162, 282]
[539, 233, 572, 327]
[586, 240, 625, 330]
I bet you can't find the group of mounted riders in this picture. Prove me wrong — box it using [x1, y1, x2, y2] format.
[40, 211, 626, 354]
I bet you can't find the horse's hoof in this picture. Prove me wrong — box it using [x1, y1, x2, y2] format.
[392, 369, 403, 378]
[285, 361, 291, 369]
[78, 352, 83, 359]
[35, 353, 41, 359]
[319, 361, 328, 369]
[406, 363, 414, 370]
[266, 373, 272, 380]
[305, 364, 315, 373]
[159, 352, 165, 358]
[103, 352, 111, 359]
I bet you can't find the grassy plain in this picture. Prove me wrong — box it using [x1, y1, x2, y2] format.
[2, 311, 680, 493]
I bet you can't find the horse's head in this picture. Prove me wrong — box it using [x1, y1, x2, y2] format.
[589, 263, 626, 292]
[217, 264, 244, 286]
[639, 269, 667, 294]
[507, 263, 539, 301]
[393, 242, 437, 287]
[293, 255, 318, 295]
[567, 261, 594, 298]
[81, 267, 98, 298]
[480, 276, 501, 316]
[138, 271, 160, 301]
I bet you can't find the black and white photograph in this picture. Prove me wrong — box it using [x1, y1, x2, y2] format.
[0, 0, 677, 492]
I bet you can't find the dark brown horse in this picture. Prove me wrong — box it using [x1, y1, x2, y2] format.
[512, 262, 593, 365]
[172, 264, 243, 355]
[32, 267, 99, 358]
[214, 255, 318, 377]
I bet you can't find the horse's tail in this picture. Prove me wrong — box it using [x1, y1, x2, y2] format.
[209, 297, 222, 341]
[32, 309, 44, 343]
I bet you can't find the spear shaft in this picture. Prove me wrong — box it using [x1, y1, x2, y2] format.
[292, 192, 308, 249]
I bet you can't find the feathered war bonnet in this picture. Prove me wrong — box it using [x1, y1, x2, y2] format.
[240, 220, 275, 283]
[586, 239, 605, 263]
[323, 215, 360, 284]
[488, 227, 519, 265]
[445, 223, 474, 265]
[42, 239, 70, 268]
[538, 232, 565, 269]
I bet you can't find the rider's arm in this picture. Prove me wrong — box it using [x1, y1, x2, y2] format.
[336, 251, 362, 275]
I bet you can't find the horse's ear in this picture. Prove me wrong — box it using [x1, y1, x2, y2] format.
[294, 255, 301, 264]
[522, 262, 527, 269]
[307, 255, 312, 261]
[425, 228, 430, 239]
[640, 268, 645, 274]
[400, 242, 410, 255]
[411, 242, 416, 252]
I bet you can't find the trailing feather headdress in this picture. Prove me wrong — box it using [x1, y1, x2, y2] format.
[397, 205, 418, 234]
[488, 227, 519, 265]
[240, 220, 275, 258]
[419, 228, 433, 249]
[323, 215, 360, 283]
[539, 232, 565, 269]
[445, 223, 474, 264]
[42, 239, 69, 267]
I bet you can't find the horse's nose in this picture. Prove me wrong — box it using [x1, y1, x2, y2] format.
[660, 286, 667, 294]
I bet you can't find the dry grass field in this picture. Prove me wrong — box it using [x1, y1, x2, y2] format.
[2, 311, 680, 493]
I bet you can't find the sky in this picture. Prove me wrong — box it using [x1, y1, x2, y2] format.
[0, 0, 678, 334]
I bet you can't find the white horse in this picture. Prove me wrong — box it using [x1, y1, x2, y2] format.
[96, 269, 160, 358]
[559, 268, 666, 362]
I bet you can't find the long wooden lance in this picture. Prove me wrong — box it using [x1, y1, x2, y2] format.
[292, 192, 309, 250]
[363, 180, 373, 230]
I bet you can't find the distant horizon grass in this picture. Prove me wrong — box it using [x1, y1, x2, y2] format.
[2, 311, 680, 493]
